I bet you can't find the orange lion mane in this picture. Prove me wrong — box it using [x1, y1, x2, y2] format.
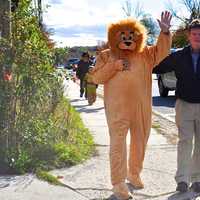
[108, 18, 147, 56]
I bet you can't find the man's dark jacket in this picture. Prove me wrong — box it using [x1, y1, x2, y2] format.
[76, 60, 90, 80]
[153, 46, 200, 103]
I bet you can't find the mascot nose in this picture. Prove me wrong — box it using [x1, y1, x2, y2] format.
[124, 41, 132, 46]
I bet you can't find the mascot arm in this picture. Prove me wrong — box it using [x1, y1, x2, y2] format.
[145, 32, 172, 70]
[92, 53, 123, 84]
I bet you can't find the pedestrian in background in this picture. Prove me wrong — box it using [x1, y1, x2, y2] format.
[84, 67, 98, 105]
[76, 52, 91, 98]
[153, 19, 200, 193]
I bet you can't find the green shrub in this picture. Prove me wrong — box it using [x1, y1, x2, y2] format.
[52, 98, 95, 167]
[1, 97, 94, 173]
[0, 0, 94, 174]
[6, 149, 32, 174]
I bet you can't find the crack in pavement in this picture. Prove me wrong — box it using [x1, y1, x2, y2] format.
[143, 167, 174, 175]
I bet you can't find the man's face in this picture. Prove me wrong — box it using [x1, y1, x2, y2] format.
[83, 56, 89, 62]
[188, 28, 200, 51]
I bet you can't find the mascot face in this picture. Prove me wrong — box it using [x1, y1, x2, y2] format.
[108, 18, 147, 56]
[117, 30, 140, 51]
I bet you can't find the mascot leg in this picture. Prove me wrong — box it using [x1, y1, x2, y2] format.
[128, 109, 151, 189]
[109, 121, 132, 199]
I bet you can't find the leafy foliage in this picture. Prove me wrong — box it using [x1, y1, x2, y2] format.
[0, 0, 94, 174]
[167, 0, 200, 48]
[53, 47, 69, 66]
[172, 27, 188, 48]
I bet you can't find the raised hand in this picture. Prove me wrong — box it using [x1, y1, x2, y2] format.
[157, 11, 172, 33]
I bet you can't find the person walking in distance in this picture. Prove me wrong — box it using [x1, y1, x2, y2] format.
[153, 19, 200, 193]
[76, 52, 91, 98]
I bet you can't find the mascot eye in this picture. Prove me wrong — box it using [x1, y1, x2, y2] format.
[120, 32, 126, 41]
[128, 36, 133, 40]
[129, 31, 140, 41]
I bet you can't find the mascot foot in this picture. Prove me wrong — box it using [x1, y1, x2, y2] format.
[112, 182, 133, 200]
[127, 174, 144, 189]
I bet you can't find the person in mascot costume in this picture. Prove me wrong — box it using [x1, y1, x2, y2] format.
[92, 11, 172, 199]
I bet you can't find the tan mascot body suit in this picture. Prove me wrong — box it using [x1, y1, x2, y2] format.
[92, 15, 171, 199]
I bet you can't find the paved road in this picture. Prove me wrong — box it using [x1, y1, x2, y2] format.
[152, 75, 176, 122]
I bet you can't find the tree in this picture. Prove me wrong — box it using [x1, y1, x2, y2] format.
[11, 0, 19, 12]
[0, 0, 11, 39]
[32, 0, 43, 27]
[53, 47, 69, 66]
[122, 0, 144, 18]
[167, 0, 200, 48]
[172, 27, 188, 48]
[140, 14, 159, 45]
[167, 0, 200, 25]
[122, 0, 159, 45]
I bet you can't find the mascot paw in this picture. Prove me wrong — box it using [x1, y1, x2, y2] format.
[127, 174, 144, 189]
[112, 182, 133, 200]
[114, 59, 124, 71]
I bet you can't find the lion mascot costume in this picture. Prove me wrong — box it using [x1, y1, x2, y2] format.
[92, 11, 172, 199]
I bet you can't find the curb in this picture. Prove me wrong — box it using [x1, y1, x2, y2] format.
[152, 110, 175, 124]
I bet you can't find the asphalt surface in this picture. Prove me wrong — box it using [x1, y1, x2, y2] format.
[152, 75, 176, 122]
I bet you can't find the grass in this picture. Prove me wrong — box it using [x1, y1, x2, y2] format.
[1, 97, 95, 175]
[36, 169, 64, 186]
[152, 122, 161, 129]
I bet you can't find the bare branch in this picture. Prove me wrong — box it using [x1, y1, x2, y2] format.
[166, 0, 200, 25]
[122, 0, 144, 19]
[122, 0, 132, 17]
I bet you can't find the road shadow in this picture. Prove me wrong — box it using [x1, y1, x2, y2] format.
[0, 174, 34, 189]
[153, 96, 176, 108]
[167, 191, 200, 200]
[70, 103, 104, 113]
[70, 98, 82, 103]
[78, 107, 104, 113]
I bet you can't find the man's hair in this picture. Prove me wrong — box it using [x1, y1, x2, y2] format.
[188, 19, 200, 31]
[81, 52, 89, 57]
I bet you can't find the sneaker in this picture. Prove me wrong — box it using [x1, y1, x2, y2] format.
[176, 182, 188, 193]
[191, 182, 200, 193]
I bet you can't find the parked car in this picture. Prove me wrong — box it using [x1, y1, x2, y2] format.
[65, 58, 79, 69]
[55, 64, 65, 69]
[156, 48, 182, 97]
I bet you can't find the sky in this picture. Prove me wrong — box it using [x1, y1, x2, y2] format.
[42, 0, 187, 47]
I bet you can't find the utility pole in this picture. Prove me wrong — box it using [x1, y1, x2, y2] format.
[38, 0, 43, 27]
[33, 0, 43, 27]
[0, 0, 11, 40]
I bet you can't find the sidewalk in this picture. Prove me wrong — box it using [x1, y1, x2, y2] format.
[52, 80, 178, 200]
[0, 80, 198, 200]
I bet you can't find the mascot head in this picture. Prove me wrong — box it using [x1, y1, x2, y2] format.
[108, 18, 147, 57]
